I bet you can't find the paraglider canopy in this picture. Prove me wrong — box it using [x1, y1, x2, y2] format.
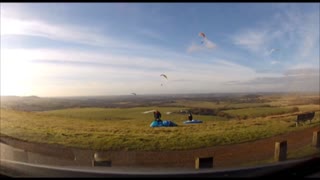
[199, 32, 206, 38]
[269, 48, 280, 55]
[198, 32, 207, 44]
[160, 74, 168, 80]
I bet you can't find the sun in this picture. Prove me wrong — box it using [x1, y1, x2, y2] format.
[1, 49, 35, 96]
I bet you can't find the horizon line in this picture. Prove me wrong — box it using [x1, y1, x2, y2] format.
[1, 91, 319, 99]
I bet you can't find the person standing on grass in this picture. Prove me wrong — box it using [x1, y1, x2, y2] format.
[153, 110, 162, 123]
[188, 112, 193, 121]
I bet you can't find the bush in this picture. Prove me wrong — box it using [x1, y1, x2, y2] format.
[292, 107, 299, 112]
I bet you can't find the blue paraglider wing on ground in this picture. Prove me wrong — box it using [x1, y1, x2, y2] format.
[150, 120, 178, 127]
[183, 119, 203, 124]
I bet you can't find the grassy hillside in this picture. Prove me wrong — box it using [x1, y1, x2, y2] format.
[1, 105, 319, 151]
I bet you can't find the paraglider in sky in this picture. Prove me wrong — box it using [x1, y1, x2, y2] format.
[199, 32, 206, 38]
[160, 74, 168, 80]
[160, 74, 168, 87]
[268, 48, 280, 55]
[199, 32, 207, 44]
[187, 32, 216, 52]
[268, 48, 281, 65]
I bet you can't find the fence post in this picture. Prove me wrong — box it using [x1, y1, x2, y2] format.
[92, 152, 112, 167]
[195, 156, 214, 169]
[312, 131, 320, 148]
[274, 141, 287, 162]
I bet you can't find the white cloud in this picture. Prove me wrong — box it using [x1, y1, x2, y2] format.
[1, 17, 109, 47]
[0, 14, 203, 67]
[187, 43, 202, 53]
[283, 68, 319, 76]
[137, 28, 164, 41]
[296, 12, 319, 60]
[203, 38, 217, 49]
[187, 38, 217, 53]
[286, 63, 316, 70]
[266, 48, 280, 56]
[224, 68, 319, 93]
[232, 30, 269, 54]
[231, 7, 319, 64]
[0, 48, 176, 73]
[3, 48, 253, 84]
[273, 9, 319, 61]
[1, 4, 122, 48]
[0, 15, 171, 54]
[1, 47, 262, 96]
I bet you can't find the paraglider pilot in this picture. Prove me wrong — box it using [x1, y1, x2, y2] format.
[154, 110, 162, 123]
[188, 112, 193, 121]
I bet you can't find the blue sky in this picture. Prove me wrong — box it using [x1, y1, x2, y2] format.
[1, 3, 319, 97]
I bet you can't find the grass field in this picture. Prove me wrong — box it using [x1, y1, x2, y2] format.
[222, 107, 298, 119]
[1, 94, 319, 151]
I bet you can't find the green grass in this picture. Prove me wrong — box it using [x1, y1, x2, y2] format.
[222, 107, 298, 119]
[264, 94, 319, 107]
[169, 100, 270, 110]
[38, 106, 228, 122]
[39, 107, 185, 121]
[225, 103, 271, 109]
[286, 104, 320, 113]
[1, 106, 319, 151]
[169, 100, 228, 109]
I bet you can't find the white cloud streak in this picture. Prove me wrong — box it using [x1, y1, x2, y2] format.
[225, 67, 319, 93]
[232, 30, 269, 54]
[0, 15, 171, 54]
[1, 47, 267, 96]
[231, 7, 319, 64]
[137, 28, 164, 41]
[187, 38, 217, 53]
[1, 17, 111, 47]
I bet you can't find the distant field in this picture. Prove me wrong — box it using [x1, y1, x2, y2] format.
[1, 93, 319, 151]
[39, 107, 186, 121]
[287, 104, 320, 112]
[168, 100, 271, 110]
[222, 107, 298, 119]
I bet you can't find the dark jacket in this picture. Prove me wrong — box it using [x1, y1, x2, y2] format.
[154, 111, 161, 120]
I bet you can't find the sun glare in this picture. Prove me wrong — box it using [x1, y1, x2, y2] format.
[1, 50, 35, 96]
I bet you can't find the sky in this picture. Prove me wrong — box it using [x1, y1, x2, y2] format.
[1, 3, 319, 97]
